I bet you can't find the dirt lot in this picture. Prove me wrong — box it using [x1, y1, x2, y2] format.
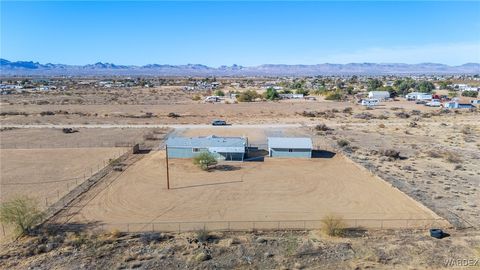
[0, 127, 150, 149]
[65, 150, 446, 230]
[0, 148, 127, 206]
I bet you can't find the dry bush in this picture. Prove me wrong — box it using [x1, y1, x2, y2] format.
[444, 151, 462, 163]
[395, 112, 410, 119]
[427, 150, 443, 158]
[321, 214, 346, 237]
[315, 123, 332, 131]
[196, 229, 210, 242]
[337, 139, 350, 148]
[378, 124, 385, 128]
[342, 107, 353, 114]
[461, 125, 473, 135]
[380, 149, 401, 159]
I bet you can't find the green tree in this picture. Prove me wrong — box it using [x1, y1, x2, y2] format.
[0, 196, 44, 236]
[462, 90, 478, 98]
[193, 152, 218, 171]
[264, 87, 279, 100]
[367, 78, 383, 91]
[416, 81, 435, 93]
[214, 90, 225, 96]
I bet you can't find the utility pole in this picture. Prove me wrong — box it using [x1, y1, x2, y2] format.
[165, 145, 170, 190]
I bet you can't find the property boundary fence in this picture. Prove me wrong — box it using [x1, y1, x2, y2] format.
[50, 218, 449, 234]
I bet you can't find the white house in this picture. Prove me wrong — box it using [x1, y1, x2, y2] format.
[406, 92, 432, 101]
[368, 91, 390, 100]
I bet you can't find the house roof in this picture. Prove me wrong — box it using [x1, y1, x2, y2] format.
[166, 135, 246, 149]
[267, 137, 313, 149]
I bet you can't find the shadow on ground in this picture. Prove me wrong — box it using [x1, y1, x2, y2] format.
[312, 150, 336, 158]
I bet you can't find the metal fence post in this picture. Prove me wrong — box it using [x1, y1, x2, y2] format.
[380, 220, 383, 229]
[127, 224, 129, 233]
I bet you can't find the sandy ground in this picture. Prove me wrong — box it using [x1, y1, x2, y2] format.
[69, 150, 445, 230]
[0, 128, 150, 149]
[0, 148, 127, 206]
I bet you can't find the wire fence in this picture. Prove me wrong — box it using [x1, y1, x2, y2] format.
[0, 141, 137, 149]
[47, 218, 449, 234]
[0, 147, 132, 211]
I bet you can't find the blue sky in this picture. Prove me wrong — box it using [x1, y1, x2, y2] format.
[1, 1, 479, 66]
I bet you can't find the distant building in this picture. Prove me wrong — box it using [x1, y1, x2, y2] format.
[267, 137, 312, 158]
[166, 135, 246, 161]
[368, 91, 390, 100]
[279, 93, 304, 99]
[406, 92, 432, 101]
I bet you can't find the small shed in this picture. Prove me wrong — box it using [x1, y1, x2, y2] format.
[267, 137, 313, 158]
[166, 135, 246, 161]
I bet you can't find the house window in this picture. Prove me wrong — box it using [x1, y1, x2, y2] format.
[288, 149, 294, 152]
[192, 148, 200, 152]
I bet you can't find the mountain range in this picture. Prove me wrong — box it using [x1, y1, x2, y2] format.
[1, 59, 479, 76]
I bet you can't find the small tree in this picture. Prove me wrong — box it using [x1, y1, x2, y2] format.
[0, 196, 44, 236]
[214, 90, 225, 97]
[193, 152, 218, 171]
[462, 90, 478, 98]
[264, 87, 279, 100]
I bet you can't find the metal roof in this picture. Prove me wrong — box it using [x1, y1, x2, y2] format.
[267, 137, 313, 149]
[166, 135, 246, 149]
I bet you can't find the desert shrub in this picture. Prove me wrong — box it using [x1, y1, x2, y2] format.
[380, 149, 401, 159]
[196, 229, 210, 242]
[0, 196, 44, 236]
[214, 90, 225, 97]
[427, 150, 443, 158]
[237, 90, 260, 102]
[143, 133, 160, 140]
[193, 152, 218, 171]
[462, 90, 478, 98]
[378, 124, 385, 128]
[192, 95, 201, 101]
[315, 123, 332, 131]
[377, 114, 389, 120]
[444, 151, 462, 163]
[461, 125, 473, 135]
[325, 92, 343, 101]
[395, 112, 410, 119]
[337, 139, 350, 148]
[342, 107, 353, 114]
[354, 112, 374, 120]
[40, 111, 55, 116]
[321, 214, 346, 237]
[167, 112, 180, 118]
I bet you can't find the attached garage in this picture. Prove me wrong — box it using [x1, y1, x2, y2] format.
[267, 137, 312, 158]
[166, 135, 246, 161]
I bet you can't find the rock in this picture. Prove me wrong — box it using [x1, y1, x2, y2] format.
[264, 252, 274, 258]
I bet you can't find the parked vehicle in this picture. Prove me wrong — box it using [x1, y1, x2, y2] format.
[426, 99, 441, 107]
[212, 120, 227, 126]
[471, 100, 480, 105]
[416, 100, 427, 105]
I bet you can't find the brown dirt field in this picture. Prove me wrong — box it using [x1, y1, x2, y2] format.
[0, 148, 127, 206]
[0, 128, 150, 149]
[70, 150, 446, 229]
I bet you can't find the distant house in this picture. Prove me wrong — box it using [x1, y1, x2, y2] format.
[166, 135, 246, 161]
[267, 137, 313, 158]
[368, 91, 390, 100]
[279, 93, 304, 99]
[406, 92, 432, 101]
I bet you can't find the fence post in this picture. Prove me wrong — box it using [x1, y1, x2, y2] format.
[405, 219, 408, 228]
[127, 224, 129, 233]
[1, 223, 5, 237]
[152, 223, 154, 232]
[227, 221, 230, 231]
[380, 220, 383, 229]
[303, 220, 306, 230]
[278, 221, 280, 230]
[252, 222, 255, 230]
[178, 223, 181, 233]
[45, 197, 48, 207]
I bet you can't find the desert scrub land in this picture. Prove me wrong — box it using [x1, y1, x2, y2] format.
[0, 228, 478, 270]
[317, 111, 480, 228]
